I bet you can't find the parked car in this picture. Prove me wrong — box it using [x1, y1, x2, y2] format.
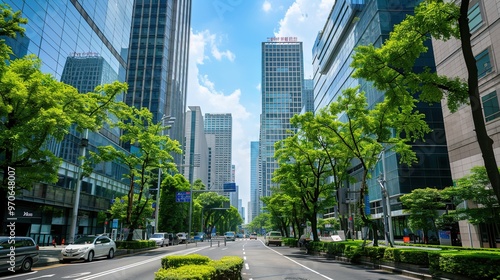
[224, 231, 236, 241]
[236, 233, 244, 238]
[193, 232, 206, 242]
[60, 235, 116, 262]
[0, 236, 39, 272]
[149, 233, 169, 247]
[264, 231, 282, 246]
[249, 233, 258, 240]
[176, 232, 188, 244]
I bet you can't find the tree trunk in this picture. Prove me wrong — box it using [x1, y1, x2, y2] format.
[459, 1, 500, 202]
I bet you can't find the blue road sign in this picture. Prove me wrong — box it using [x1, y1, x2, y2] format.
[223, 183, 236, 192]
[176, 191, 191, 202]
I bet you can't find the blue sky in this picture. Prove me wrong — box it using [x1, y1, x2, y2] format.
[187, 0, 335, 220]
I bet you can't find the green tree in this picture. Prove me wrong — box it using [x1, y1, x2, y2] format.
[108, 195, 154, 230]
[197, 192, 230, 235]
[314, 87, 428, 246]
[248, 213, 272, 235]
[86, 107, 181, 241]
[0, 4, 128, 230]
[158, 174, 190, 233]
[273, 112, 337, 242]
[261, 194, 293, 237]
[350, 1, 500, 202]
[441, 166, 499, 225]
[400, 188, 444, 243]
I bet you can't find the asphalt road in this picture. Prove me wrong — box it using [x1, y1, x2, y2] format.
[0, 239, 419, 280]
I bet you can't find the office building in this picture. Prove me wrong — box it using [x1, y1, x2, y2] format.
[2, 0, 134, 244]
[432, 0, 500, 248]
[204, 113, 233, 192]
[183, 106, 209, 186]
[302, 79, 314, 114]
[259, 37, 304, 206]
[249, 141, 260, 222]
[126, 0, 192, 167]
[313, 0, 453, 239]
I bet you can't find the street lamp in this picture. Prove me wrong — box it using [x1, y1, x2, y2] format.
[154, 115, 175, 233]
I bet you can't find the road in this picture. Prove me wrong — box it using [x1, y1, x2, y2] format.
[0, 238, 418, 280]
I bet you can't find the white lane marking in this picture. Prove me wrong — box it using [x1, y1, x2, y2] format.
[266, 247, 335, 280]
[2, 271, 37, 280]
[62, 272, 91, 278]
[74, 247, 206, 280]
[26, 275, 55, 280]
[245, 263, 250, 270]
[243, 256, 247, 260]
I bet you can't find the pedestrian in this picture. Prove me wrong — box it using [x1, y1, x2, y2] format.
[52, 238, 56, 248]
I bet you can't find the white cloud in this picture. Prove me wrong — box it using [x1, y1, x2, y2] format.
[188, 30, 255, 212]
[275, 0, 335, 78]
[262, 1, 272, 13]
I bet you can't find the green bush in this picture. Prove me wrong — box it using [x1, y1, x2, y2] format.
[383, 248, 429, 265]
[344, 244, 363, 262]
[363, 246, 386, 260]
[161, 254, 210, 269]
[433, 251, 500, 279]
[283, 238, 298, 247]
[115, 240, 156, 249]
[211, 256, 244, 280]
[155, 265, 216, 280]
[326, 242, 346, 256]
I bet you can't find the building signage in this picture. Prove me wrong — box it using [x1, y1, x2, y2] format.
[267, 37, 298, 42]
[69, 51, 100, 57]
[176, 191, 191, 202]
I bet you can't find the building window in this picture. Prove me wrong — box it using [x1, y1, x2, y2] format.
[482, 91, 500, 122]
[476, 49, 492, 78]
[468, 3, 483, 33]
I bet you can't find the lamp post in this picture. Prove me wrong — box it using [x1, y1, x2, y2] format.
[154, 115, 175, 233]
[69, 128, 89, 244]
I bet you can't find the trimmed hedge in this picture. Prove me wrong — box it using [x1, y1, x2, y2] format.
[161, 254, 210, 269]
[115, 240, 156, 249]
[383, 248, 429, 265]
[429, 250, 500, 279]
[283, 237, 298, 247]
[156, 255, 244, 280]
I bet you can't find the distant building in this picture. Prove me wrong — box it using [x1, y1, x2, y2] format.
[204, 113, 233, 193]
[432, 0, 500, 248]
[183, 106, 209, 186]
[259, 37, 304, 208]
[302, 79, 314, 114]
[249, 141, 260, 222]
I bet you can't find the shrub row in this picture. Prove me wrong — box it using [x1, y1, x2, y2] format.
[314, 240, 500, 278]
[155, 254, 244, 280]
[115, 240, 156, 249]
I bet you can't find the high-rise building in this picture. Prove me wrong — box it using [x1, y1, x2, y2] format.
[204, 113, 233, 192]
[249, 141, 260, 223]
[183, 106, 209, 186]
[126, 0, 191, 167]
[259, 37, 304, 205]
[302, 79, 314, 114]
[2, 0, 134, 244]
[432, 0, 500, 248]
[313, 0, 452, 239]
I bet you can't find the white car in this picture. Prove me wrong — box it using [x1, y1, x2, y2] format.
[60, 235, 116, 262]
[176, 232, 188, 244]
[149, 233, 168, 247]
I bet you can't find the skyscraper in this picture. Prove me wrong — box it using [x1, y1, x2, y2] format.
[249, 141, 260, 222]
[2, 0, 134, 243]
[183, 106, 209, 186]
[204, 113, 233, 192]
[302, 79, 314, 114]
[259, 37, 304, 207]
[126, 0, 191, 167]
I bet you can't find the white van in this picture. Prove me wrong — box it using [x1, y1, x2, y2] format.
[0, 236, 39, 272]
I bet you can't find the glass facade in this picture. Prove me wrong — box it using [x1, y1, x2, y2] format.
[3, 0, 133, 243]
[204, 114, 233, 193]
[313, 0, 453, 237]
[259, 38, 304, 204]
[126, 0, 191, 168]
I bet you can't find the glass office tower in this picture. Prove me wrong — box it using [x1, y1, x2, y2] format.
[313, 0, 453, 239]
[204, 113, 233, 192]
[126, 0, 191, 168]
[2, 0, 133, 244]
[259, 37, 304, 208]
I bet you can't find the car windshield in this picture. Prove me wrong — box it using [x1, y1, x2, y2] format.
[73, 237, 95, 244]
[270, 232, 281, 236]
[225, 232, 234, 236]
[196, 232, 204, 236]
[151, 234, 163, 238]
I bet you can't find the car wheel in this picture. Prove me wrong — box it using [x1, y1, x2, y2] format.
[160, 242, 164, 247]
[107, 248, 115, 259]
[59, 259, 69, 264]
[20, 258, 33, 272]
[87, 250, 94, 262]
